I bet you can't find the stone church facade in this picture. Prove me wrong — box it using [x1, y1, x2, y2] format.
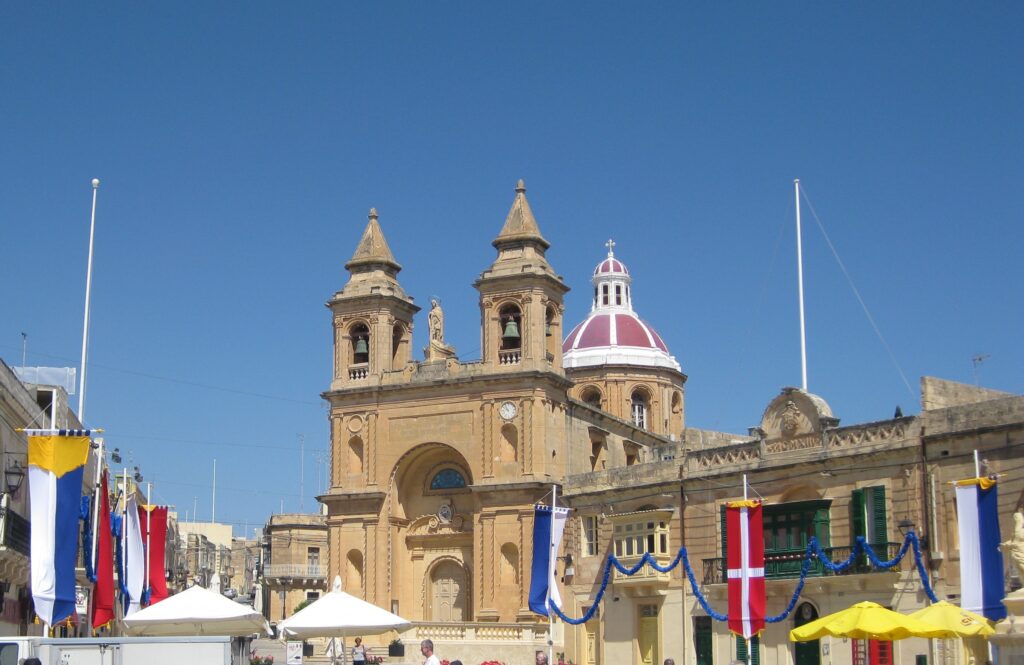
[319, 182, 1024, 665]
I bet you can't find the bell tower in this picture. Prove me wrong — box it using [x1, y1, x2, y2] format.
[474, 180, 569, 373]
[327, 208, 419, 390]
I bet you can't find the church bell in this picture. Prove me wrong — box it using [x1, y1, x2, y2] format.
[354, 336, 369, 355]
[502, 319, 520, 339]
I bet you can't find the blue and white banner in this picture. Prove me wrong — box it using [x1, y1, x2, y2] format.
[122, 495, 146, 616]
[529, 503, 570, 616]
[956, 477, 1007, 621]
[27, 432, 91, 626]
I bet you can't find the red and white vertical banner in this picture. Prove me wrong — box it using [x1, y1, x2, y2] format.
[726, 500, 766, 640]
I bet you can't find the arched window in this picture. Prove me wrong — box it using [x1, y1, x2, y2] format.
[499, 305, 522, 351]
[430, 468, 467, 491]
[350, 323, 370, 378]
[391, 323, 404, 370]
[631, 390, 649, 430]
[545, 305, 559, 360]
[581, 387, 602, 409]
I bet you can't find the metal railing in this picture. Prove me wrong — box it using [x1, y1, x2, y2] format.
[701, 542, 905, 584]
[263, 563, 326, 578]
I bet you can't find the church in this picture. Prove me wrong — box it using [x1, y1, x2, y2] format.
[319, 181, 1024, 665]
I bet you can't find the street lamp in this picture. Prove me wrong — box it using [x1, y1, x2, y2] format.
[4, 460, 25, 494]
[559, 554, 575, 583]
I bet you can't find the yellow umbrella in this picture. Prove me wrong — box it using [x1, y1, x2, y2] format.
[908, 601, 994, 638]
[790, 601, 954, 642]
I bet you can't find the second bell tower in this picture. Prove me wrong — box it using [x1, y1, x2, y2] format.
[474, 180, 569, 374]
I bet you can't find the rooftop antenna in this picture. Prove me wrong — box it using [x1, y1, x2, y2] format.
[971, 354, 989, 386]
[20, 332, 27, 370]
[299, 434, 304, 512]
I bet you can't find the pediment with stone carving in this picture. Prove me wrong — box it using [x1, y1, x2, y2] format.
[406, 511, 470, 538]
[759, 387, 837, 452]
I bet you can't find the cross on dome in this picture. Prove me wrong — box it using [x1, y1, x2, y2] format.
[605, 239, 616, 257]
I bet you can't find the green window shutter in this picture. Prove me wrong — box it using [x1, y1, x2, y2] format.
[870, 485, 887, 547]
[735, 635, 760, 665]
[813, 506, 831, 548]
[851, 488, 866, 540]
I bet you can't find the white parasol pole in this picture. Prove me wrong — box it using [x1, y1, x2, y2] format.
[145, 482, 152, 602]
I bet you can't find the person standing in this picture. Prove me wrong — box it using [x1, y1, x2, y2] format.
[352, 637, 367, 665]
[421, 639, 440, 665]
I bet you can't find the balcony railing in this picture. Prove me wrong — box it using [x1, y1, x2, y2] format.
[612, 555, 672, 585]
[412, 621, 549, 642]
[263, 563, 326, 579]
[701, 542, 905, 585]
[498, 350, 521, 365]
[349, 363, 369, 380]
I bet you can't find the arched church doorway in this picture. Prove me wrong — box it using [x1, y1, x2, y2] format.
[793, 602, 820, 665]
[427, 559, 469, 622]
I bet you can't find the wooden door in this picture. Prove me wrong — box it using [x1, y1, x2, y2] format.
[638, 604, 659, 665]
[430, 560, 468, 622]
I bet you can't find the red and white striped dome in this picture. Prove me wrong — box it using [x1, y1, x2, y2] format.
[593, 256, 629, 276]
[563, 242, 681, 372]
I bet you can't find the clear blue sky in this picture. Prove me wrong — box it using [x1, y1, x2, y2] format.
[3, 3, 1021, 535]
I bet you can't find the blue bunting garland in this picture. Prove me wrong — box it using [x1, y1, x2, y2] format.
[549, 531, 936, 623]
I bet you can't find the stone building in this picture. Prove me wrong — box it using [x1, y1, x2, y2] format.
[261, 512, 328, 627]
[318, 183, 1023, 665]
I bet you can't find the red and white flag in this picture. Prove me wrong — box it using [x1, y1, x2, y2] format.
[726, 500, 765, 639]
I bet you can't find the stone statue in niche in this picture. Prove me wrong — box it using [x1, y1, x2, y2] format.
[424, 297, 456, 361]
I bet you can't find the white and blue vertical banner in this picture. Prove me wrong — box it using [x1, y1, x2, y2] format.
[956, 477, 1007, 621]
[27, 431, 91, 626]
[122, 495, 146, 617]
[529, 503, 570, 616]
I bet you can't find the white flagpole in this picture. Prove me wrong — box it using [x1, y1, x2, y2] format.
[548, 484, 557, 665]
[78, 179, 101, 423]
[145, 482, 152, 603]
[795, 178, 808, 391]
[90, 439, 104, 573]
[974, 449, 981, 478]
[212, 458, 217, 522]
[742, 474, 751, 665]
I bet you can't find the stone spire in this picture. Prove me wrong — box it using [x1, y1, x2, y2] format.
[346, 208, 401, 275]
[493, 180, 550, 251]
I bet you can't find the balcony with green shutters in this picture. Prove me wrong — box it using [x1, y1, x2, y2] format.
[701, 492, 905, 584]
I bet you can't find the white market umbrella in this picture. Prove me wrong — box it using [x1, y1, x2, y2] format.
[279, 576, 411, 664]
[123, 584, 271, 637]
